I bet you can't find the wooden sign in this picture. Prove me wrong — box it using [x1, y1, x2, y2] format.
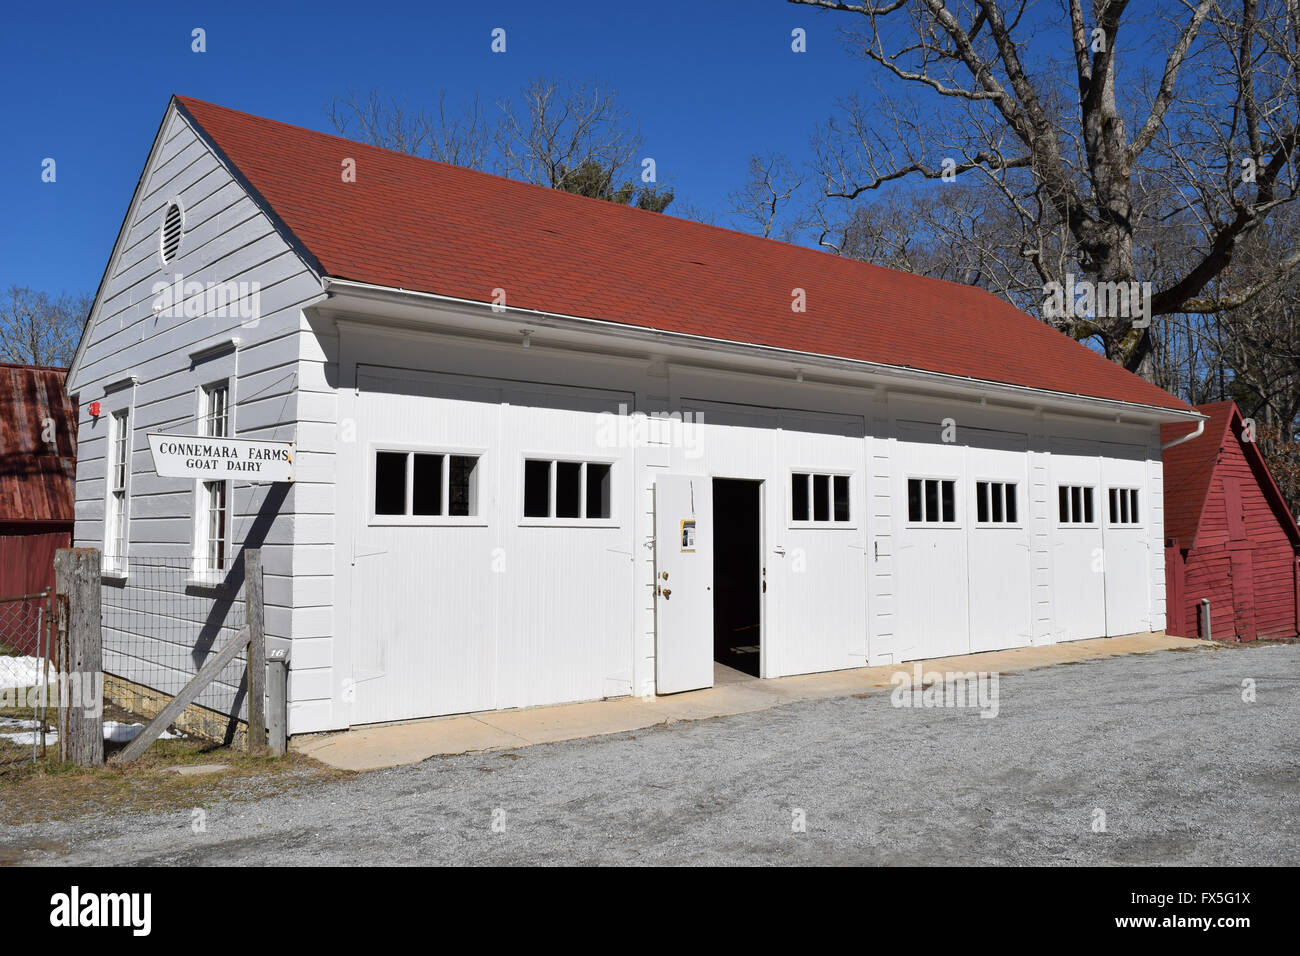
[147, 434, 293, 482]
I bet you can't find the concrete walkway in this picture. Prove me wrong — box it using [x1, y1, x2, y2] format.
[293, 632, 1210, 771]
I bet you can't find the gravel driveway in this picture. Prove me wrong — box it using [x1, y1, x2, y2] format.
[7, 642, 1299, 865]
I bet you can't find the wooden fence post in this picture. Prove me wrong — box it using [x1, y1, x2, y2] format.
[53, 548, 103, 767]
[246, 547, 266, 753]
[267, 648, 288, 756]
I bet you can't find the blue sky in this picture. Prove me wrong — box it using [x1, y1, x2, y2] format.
[2, 0, 867, 297]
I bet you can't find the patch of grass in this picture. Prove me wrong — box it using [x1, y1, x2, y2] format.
[0, 737, 350, 826]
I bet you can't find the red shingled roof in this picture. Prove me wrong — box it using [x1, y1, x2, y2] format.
[1160, 400, 1300, 548]
[0, 364, 77, 525]
[176, 96, 1191, 413]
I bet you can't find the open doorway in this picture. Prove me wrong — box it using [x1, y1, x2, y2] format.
[712, 478, 762, 677]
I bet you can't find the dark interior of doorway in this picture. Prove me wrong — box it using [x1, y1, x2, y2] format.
[712, 478, 762, 677]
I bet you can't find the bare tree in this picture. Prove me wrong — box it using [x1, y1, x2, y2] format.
[792, 0, 1300, 377]
[727, 153, 809, 240]
[328, 89, 494, 170]
[495, 77, 644, 192]
[0, 286, 90, 368]
[328, 78, 680, 211]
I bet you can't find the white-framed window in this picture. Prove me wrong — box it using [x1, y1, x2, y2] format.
[1108, 487, 1141, 525]
[194, 382, 230, 576]
[202, 380, 228, 438]
[907, 477, 958, 524]
[975, 480, 1019, 525]
[1058, 484, 1096, 525]
[790, 471, 852, 525]
[104, 408, 131, 574]
[371, 447, 483, 523]
[521, 458, 613, 523]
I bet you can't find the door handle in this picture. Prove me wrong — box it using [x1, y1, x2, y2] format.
[662, 588, 671, 599]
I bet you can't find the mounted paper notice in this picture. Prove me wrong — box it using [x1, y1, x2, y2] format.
[147, 434, 294, 482]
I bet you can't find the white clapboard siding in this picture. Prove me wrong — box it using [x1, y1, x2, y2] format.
[68, 102, 324, 728]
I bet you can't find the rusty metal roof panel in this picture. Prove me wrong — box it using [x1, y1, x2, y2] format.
[0, 363, 77, 524]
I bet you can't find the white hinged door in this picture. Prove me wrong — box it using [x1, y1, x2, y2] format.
[654, 475, 714, 694]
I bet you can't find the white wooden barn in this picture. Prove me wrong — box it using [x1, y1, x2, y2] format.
[66, 96, 1204, 735]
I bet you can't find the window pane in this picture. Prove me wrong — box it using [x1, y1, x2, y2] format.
[833, 475, 850, 521]
[556, 461, 582, 518]
[792, 473, 810, 521]
[586, 463, 611, 519]
[1070, 486, 1082, 523]
[1119, 488, 1129, 523]
[1083, 487, 1094, 523]
[412, 454, 444, 516]
[1005, 484, 1017, 523]
[524, 459, 551, 518]
[924, 480, 939, 523]
[991, 482, 1004, 522]
[907, 479, 922, 522]
[941, 480, 955, 523]
[976, 482, 989, 523]
[813, 474, 830, 521]
[375, 452, 407, 515]
[1108, 488, 1117, 523]
[1058, 486, 1069, 523]
[449, 456, 477, 516]
[1130, 489, 1139, 523]
[206, 385, 228, 438]
[213, 481, 227, 570]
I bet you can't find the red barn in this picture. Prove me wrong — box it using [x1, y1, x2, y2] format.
[1161, 401, 1300, 641]
[0, 363, 77, 654]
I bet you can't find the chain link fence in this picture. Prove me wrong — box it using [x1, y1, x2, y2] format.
[0, 591, 54, 769]
[102, 556, 248, 743]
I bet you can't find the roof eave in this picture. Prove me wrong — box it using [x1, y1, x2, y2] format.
[320, 276, 1203, 427]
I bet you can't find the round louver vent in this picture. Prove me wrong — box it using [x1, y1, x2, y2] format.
[160, 201, 184, 264]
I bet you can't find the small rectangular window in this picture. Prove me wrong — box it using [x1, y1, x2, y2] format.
[524, 459, 612, 521]
[975, 481, 1017, 524]
[908, 477, 958, 524]
[792, 472, 851, 523]
[1059, 484, 1097, 524]
[376, 450, 481, 519]
[1106, 487, 1141, 525]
